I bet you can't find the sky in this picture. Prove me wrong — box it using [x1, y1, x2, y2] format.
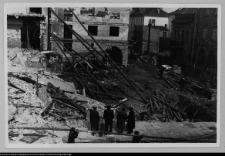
[6, 7, 178, 14]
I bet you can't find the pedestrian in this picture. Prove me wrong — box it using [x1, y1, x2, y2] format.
[103, 105, 114, 132]
[90, 106, 100, 131]
[67, 127, 79, 143]
[126, 107, 135, 134]
[132, 131, 143, 143]
[116, 107, 127, 133]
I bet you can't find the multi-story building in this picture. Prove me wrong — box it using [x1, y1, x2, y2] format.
[169, 8, 217, 82]
[169, 8, 198, 64]
[27, 7, 130, 66]
[129, 8, 169, 54]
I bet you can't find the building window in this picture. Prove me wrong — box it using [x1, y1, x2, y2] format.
[64, 14, 73, 21]
[64, 25, 73, 39]
[64, 25, 73, 51]
[181, 31, 185, 42]
[203, 28, 208, 39]
[212, 27, 217, 41]
[88, 26, 98, 36]
[174, 30, 177, 40]
[185, 31, 189, 42]
[163, 32, 167, 38]
[151, 19, 156, 26]
[205, 8, 210, 16]
[110, 27, 119, 37]
[177, 30, 180, 41]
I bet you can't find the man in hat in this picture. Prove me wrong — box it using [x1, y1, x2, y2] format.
[90, 106, 100, 131]
[103, 105, 114, 132]
[132, 131, 143, 143]
[126, 107, 135, 134]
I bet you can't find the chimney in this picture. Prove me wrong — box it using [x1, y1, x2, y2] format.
[165, 24, 167, 28]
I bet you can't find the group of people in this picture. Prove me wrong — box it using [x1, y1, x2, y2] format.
[67, 105, 142, 143]
[89, 105, 136, 134]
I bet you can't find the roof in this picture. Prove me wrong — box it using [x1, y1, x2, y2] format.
[130, 8, 168, 17]
[7, 13, 45, 18]
[169, 8, 198, 15]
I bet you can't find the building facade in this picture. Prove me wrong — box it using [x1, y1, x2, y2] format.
[170, 13, 197, 64]
[194, 8, 217, 70]
[27, 7, 130, 66]
[129, 8, 169, 54]
[169, 8, 217, 82]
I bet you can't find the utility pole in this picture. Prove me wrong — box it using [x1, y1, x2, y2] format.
[147, 19, 152, 55]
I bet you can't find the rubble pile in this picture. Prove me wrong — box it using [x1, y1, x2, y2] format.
[8, 71, 110, 144]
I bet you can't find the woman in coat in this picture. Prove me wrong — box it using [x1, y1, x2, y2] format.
[126, 107, 135, 134]
[116, 107, 127, 133]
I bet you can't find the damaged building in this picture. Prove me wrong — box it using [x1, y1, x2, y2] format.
[7, 13, 47, 50]
[26, 7, 130, 66]
[7, 7, 217, 145]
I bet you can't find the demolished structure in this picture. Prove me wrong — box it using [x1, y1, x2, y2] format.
[7, 7, 217, 144]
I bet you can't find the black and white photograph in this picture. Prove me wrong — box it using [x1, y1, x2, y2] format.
[4, 2, 220, 148]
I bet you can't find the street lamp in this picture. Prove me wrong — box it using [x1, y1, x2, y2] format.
[147, 19, 152, 54]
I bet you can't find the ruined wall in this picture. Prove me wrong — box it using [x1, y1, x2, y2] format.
[49, 8, 129, 66]
[7, 17, 23, 48]
[40, 8, 48, 51]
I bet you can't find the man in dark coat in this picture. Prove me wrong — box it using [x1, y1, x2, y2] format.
[90, 106, 100, 131]
[126, 107, 135, 134]
[116, 107, 127, 133]
[103, 105, 114, 132]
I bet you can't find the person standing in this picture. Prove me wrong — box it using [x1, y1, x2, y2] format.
[103, 105, 114, 132]
[116, 107, 127, 133]
[67, 127, 79, 143]
[126, 107, 135, 134]
[90, 106, 100, 131]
